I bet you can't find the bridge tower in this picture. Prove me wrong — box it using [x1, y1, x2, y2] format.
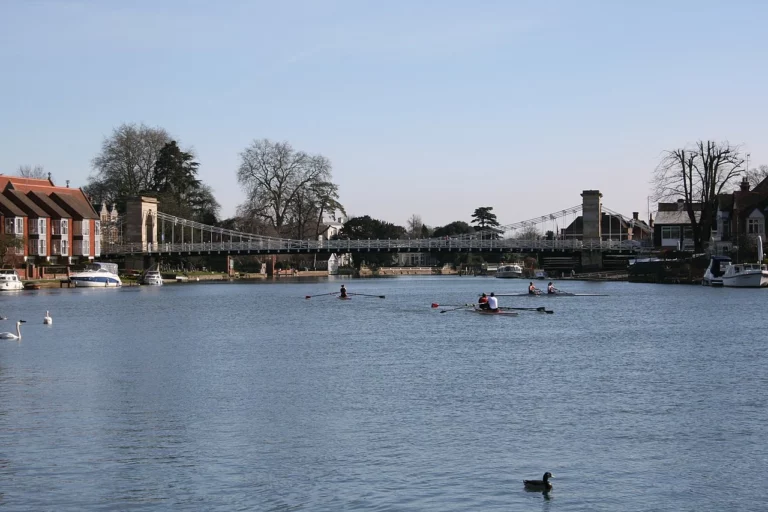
[125, 196, 159, 269]
[580, 190, 603, 271]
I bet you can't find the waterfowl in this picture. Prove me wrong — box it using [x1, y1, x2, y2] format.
[0, 320, 26, 340]
[523, 472, 553, 491]
[43, 311, 52, 325]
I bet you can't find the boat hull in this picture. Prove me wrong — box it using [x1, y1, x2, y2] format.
[470, 307, 518, 316]
[0, 282, 24, 291]
[71, 276, 122, 287]
[722, 272, 768, 288]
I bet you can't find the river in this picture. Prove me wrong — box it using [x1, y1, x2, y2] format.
[0, 277, 765, 511]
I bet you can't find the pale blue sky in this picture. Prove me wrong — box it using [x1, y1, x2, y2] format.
[1, 0, 766, 228]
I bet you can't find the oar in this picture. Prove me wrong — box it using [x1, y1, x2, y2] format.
[348, 293, 386, 299]
[431, 303, 473, 308]
[504, 306, 554, 314]
[440, 305, 473, 313]
[305, 292, 339, 299]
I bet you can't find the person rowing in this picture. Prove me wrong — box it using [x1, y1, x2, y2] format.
[339, 284, 348, 298]
[528, 282, 540, 295]
[547, 282, 557, 295]
[487, 292, 499, 312]
[478, 293, 490, 310]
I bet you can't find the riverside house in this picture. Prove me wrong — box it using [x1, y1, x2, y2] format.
[0, 175, 101, 279]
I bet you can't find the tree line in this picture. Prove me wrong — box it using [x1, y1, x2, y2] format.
[76, 124, 346, 242]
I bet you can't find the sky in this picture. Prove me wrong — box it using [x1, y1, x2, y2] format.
[1, 0, 767, 230]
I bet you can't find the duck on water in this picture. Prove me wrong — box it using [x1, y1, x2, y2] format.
[524, 472, 554, 491]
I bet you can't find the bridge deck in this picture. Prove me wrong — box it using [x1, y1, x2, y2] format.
[101, 238, 649, 257]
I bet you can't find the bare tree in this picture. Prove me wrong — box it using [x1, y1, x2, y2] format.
[745, 164, 768, 189]
[514, 225, 541, 240]
[17, 164, 48, 180]
[406, 214, 423, 237]
[653, 140, 744, 252]
[87, 123, 171, 204]
[237, 139, 336, 235]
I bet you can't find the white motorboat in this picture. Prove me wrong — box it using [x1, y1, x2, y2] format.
[702, 256, 731, 287]
[722, 235, 768, 288]
[496, 264, 523, 278]
[140, 269, 164, 286]
[0, 269, 25, 291]
[69, 262, 122, 288]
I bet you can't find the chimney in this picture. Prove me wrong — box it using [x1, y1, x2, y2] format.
[66, 180, 70, 188]
[632, 212, 639, 221]
[740, 176, 750, 192]
[677, 199, 684, 211]
[649, 213, 654, 228]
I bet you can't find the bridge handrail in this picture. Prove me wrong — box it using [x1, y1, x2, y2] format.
[103, 237, 652, 254]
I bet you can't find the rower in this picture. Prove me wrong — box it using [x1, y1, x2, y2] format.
[528, 282, 539, 295]
[340, 284, 348, 298]
[487, 292, 499, 312]
[547, 282, 556, 294]
[478, 293, 490, 310]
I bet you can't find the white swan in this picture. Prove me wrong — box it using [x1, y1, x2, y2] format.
[44, 311, 52, 325]
[0, 320, 26, 340]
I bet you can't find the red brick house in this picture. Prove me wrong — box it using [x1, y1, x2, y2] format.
[0, 175, 101, 276]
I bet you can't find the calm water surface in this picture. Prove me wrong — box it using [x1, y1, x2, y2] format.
[0, 277, 766, 511]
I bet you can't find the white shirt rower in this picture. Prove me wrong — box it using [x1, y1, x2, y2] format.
[487, 294, 499, 311]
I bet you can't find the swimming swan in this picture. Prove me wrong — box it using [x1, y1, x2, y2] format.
[0, 320, 26, 340]
[44, 311, 52, 325]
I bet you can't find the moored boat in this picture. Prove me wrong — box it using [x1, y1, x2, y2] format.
[0, 269, 25, 291]
[496, 264, 523, 279]
[721, 236, 768, 288]
[69, 262, 122, 288]
[140, 269, 164, 286]
[702, 256, 731, 287]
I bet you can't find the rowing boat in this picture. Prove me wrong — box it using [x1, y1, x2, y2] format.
[495, 292, 608, 297]
[468, 306, 519, 316]
[339, 296, 352, 300]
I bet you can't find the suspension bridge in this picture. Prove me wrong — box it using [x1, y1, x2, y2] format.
[100, 192, 652, 270]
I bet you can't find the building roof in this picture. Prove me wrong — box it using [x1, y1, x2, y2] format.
[2, 188, 48, 217]
[654, 211, 701, 225]
[27, 190, 70, 218]
[0, 193, 26, 217]
[51, 192, 98, 219]
[0, 175, 98, 219]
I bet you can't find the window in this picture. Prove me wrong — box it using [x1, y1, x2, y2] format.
[61, 219, 68, 235]
[5, 218, 15, 234]
[94, 239, 101, 256]
[683, 227, 693, 240]
[661, 226, 680, 239]
[747, 218, 764, 234]
[15, 217, 23, 235]
[94, 220, 101, 236]
[29, 218, 47, 235]
[82, 220, 90, 236]
[61, 239, 68, 256]
[28, 239, 46, 256]
[81, 239, 90, 255]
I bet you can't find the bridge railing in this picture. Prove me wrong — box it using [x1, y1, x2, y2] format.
[102, 237, 647, 254]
